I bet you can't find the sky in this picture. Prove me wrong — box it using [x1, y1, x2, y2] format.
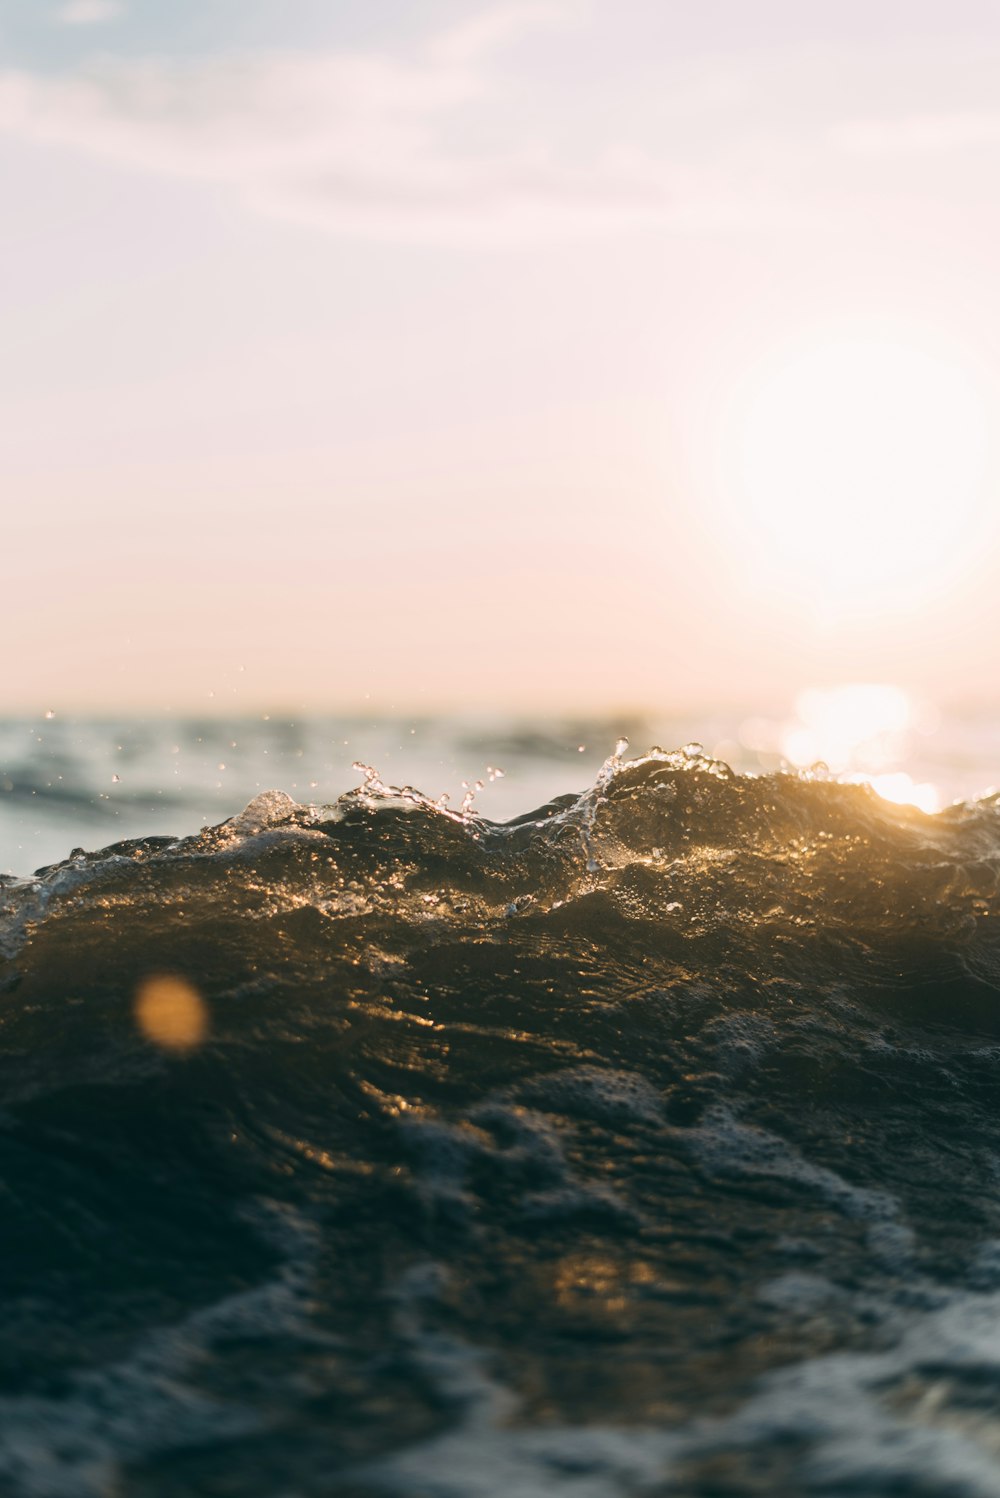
[4, 0, 1000, 715]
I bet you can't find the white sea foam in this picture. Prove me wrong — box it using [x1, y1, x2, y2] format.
[683, 1104, 915, 1266]
[366, 1270, 1000, 1498]
[0, 1204, 324, 1498]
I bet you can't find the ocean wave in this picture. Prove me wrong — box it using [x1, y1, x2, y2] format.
[2, 745, 1000, 1494]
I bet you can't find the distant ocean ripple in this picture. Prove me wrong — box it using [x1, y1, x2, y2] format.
[3, 740, 1000, 1493]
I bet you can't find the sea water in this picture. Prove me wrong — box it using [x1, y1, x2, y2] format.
[2, 698, 1000, 1495]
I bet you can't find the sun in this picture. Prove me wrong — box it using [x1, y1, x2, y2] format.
[721, 335, 990, 613]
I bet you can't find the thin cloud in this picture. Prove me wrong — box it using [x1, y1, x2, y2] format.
[0, 7, 791, 240]
[55, 0, 125, 25]
[831, 110, 1000, 156]
[425, 3, 565, 66]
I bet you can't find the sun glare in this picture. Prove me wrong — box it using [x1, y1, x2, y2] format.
[774, 683, 941, 812]
[723, 337, 990, 612]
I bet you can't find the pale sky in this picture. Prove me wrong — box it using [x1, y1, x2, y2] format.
[4, 0, 1000, 714]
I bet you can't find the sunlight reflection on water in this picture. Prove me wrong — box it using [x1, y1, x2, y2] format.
[741, 683, 943, 811]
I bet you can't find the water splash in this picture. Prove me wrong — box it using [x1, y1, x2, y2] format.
[354, 760, 507, 824]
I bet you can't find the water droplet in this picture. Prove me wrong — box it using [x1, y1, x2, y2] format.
[111, 773, 121, 784]
[44, 709, 55, 720]
[614, 737, 629, 759]
[352, 761, 386, 795]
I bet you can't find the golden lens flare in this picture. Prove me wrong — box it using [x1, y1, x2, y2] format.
[134, 974, 208, 1051]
